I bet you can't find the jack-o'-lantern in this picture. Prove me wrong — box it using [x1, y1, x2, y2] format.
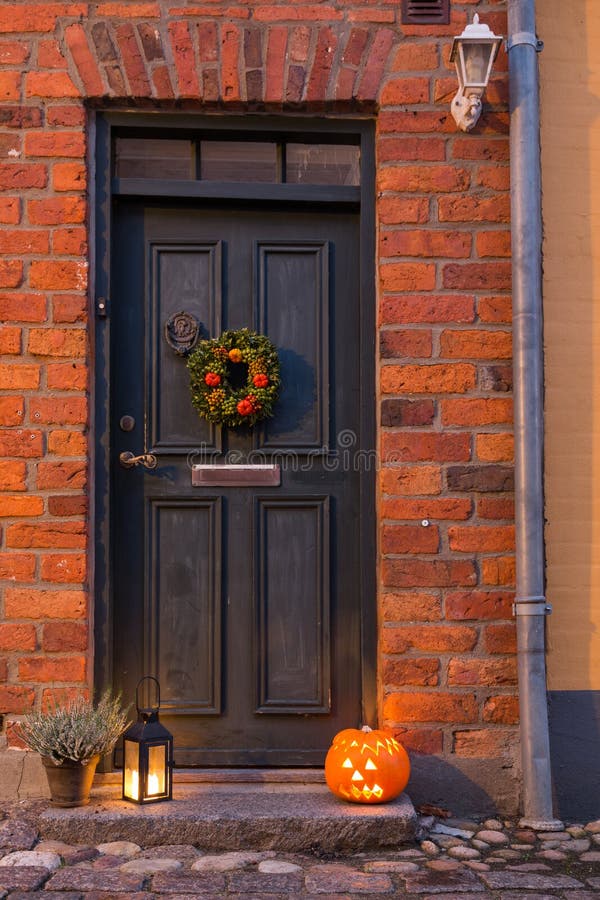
[325, 725, 410, 804]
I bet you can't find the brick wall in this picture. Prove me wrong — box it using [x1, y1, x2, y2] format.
[0, 0, 515, 808]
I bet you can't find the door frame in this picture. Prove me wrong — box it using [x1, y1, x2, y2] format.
[92, 112, 377, 760]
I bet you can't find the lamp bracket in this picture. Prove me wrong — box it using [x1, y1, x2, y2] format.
[507, 31, 543, 52]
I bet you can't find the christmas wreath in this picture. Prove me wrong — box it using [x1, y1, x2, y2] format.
[187, 328, 281, 428]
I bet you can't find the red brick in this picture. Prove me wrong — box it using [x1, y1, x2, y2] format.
[29, 397, 87, 425]
[381, 432, 470, 463]
[478, 496, 515, 519]
[28, 197, 86, 225]
[382, 558, 476, 588]
[381, 363, 476, 394]
[391, 42, 438, 71]
[41, 552, 86, 583]
[19, 655, 86, 683]
[445, 590, 513, 621]
[0, 197, 20, 224]
[378, 138, 445, 163]
[381, 399, 434, 427]
[483, 694, 519, 724]
[391, 727, 443, 755]
[64, 23, 105, 96]
[0, 495, 43, 516]
[0, 623, 36, 651]
[4, 587, 86, 619]
[116, 22, 151, 96]
[378, 197, 429, 225]
[47, 430, 87, 455]
[453, 728, 516, 758]
[484, 623, 517, 654]
[356, 27, 394, 101]
[481, 556, 515, 586]
[96, 1, 159, 13]
[452, 137, 509, 162]
[378, 110, 454, 134]
[25, 71, 80, 98]
[442, 398, 513, 426]
[53, 227, 88, 256]
[448, 525, 515, 553]
[478, 295, 512, 323]
[476, 433, 514, 462]
[47, 105, 86, 127]
[381, 497, 472, 521]
[380, 229, 471, 259]
[384, 691, 478, 724]
[380, 295, 475, 325]
[0, 260, 23, 288]
[380, 329, 432, 359]
[0, 293, 46, 322]
[443, 262, 512, 291]
[447, 657, 517, 686]
[168, 21, 200, 97]
[381, 524, 439, 554]
[0, 40, 31, 65]
[382, 657, 439, 687]
[381, 624, 478, 653]
[41, 621, 87, 652]
[29, 260, 87, 291]
[380, 76, 429, 105]
[447, 465, 513, 493]
[264, 25, 287, 102]
[0, 71, 20, 100]
[381, 465, 441, 496]
[378, 165, 469, 194]
[48, 495, 87, 517]
[0, 4, 87, 33]
[380, 263, 436, 292]
[0, 132, 20, 158]
[0, 659, 7, 681]
[24, 132, 85, 159]
[0, 363, 40, 390]
[52, 296, 86, 324]
[477, 231, 512, 258]
[28, 328, 86, 358]
[5, 520, 86, 549]
[306, 26, 337, 102]
[380, 592, 442, 622]
[36, 461, 86, 490]
[0, 552, 36, 582]
[47, 363, 87, 391]
[0, 429, 42, 457]
[438, 194, 510, 223]
[0, 686, 34, 714]
[0, 230, 49, 255]
[0, 396, 24, 425]
[440, 329, 512, 360]
[52, 161, 86, 191]
[37, 38, 68, 68]
[477, 164, 510, 191]
[0, 460, 26, 491]
[0, 106, 42, 128]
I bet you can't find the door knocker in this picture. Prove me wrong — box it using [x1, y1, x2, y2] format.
[164, 311, 200, 356]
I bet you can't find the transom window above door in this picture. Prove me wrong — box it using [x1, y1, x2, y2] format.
[114, 136, 360, 186]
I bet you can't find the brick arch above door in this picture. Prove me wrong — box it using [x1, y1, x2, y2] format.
[59, 17, 398, 107]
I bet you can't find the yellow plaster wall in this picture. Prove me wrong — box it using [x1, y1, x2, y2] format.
[540, 1, 600, 690]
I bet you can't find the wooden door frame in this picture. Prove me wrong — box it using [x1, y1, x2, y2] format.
[92, 112, 377, 757]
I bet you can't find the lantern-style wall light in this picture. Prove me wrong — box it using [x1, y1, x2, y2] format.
[122, 676, 173, 804]
[450, 14, 503, 132]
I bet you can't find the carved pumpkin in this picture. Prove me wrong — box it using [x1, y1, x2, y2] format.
[324, 725, 410, 804]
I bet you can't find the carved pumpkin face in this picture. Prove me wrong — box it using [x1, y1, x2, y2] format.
[324, 726, 410, 804]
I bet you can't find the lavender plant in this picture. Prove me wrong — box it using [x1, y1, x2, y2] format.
[17, 691, 130, 766]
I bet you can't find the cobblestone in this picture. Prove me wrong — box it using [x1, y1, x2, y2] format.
[0, 800, 597, 896]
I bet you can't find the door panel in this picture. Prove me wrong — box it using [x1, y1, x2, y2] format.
[111, 201, 367, 766]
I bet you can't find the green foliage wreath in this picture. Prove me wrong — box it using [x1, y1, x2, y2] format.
[187, 328, 281, 428]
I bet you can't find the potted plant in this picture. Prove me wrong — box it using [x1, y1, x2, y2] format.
[17, 691, 130, 807]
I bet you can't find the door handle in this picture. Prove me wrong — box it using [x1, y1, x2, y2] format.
[119, 451, 158, 470]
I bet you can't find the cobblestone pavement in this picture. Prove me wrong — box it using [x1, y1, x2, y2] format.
[0, 800, 599, 897]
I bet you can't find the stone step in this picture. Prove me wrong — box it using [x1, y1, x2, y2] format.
[39, 783, 417, 853]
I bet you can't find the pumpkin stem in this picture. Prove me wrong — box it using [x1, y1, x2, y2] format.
[361, 725, 372, 733]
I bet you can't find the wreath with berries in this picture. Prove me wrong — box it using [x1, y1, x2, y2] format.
[187, 328, 281, 428]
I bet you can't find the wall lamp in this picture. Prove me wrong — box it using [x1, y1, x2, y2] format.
[450, 14, 503, 132]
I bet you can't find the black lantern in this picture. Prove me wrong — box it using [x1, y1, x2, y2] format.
[122, 676, 173, 803]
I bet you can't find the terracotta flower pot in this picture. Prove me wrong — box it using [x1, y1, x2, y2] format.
[42, 754, 101, 807]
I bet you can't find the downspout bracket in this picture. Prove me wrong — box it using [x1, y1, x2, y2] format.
[507, 32, 544, 52]
[513, 596, 552, 616]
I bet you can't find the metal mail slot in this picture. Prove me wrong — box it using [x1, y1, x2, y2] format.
[192, 464, 281, 487]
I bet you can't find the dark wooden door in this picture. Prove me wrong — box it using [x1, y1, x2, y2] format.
[110, 200, 368, 766]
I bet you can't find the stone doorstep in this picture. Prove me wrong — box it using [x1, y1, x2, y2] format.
[39, 784, 417, 853]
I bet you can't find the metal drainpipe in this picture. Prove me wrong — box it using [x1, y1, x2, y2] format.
[506, 0, 562, 829]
